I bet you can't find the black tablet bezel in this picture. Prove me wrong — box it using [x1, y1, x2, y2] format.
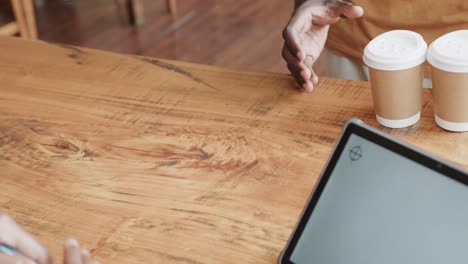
[279, 119, 468, 264]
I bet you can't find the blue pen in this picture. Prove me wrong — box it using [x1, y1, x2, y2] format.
[0, 244, 19, 256]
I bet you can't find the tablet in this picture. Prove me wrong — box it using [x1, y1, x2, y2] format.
[279, 119, 468, 264]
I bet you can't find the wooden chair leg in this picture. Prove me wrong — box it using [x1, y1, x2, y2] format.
[130, 0, 144, 26]
[167, 0, 176, 14]
[22, 0, 37, 39]
[11, 0, 30, 39]
[120, 0, 144, 26]
[0, 22, 19, 36]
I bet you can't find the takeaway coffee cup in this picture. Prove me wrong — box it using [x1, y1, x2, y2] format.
[427, 30, 468, 132]
[363, 30, 427, 128]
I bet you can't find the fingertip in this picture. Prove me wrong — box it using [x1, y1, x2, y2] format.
[63, 238, 81, 264]
[81, 248, 93, 263]
[65, 238, 79, 248]
[354, 6, 364, 16]
[305, 80, 314, 93]
[313, 74, 319, 85]
[301, 69, 311, 81]
[336, 5, 364, 19]
[307, 87, 314, 93]
[343, 5, 364, 18]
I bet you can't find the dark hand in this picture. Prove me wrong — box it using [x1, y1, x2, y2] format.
[282, 0, 363, 92]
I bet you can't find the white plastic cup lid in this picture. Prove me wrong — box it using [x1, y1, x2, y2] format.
[363, 30, 427, 71]
[427, 30, 468, 73]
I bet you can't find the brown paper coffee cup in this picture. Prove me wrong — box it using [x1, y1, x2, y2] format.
[427, 30, 468, 132]
[369, 65, 423, 121]
[364, 30, 427, 128]
[432, 68, 468, 123]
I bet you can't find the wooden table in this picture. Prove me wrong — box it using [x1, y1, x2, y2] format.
[0, 37, 467, 263]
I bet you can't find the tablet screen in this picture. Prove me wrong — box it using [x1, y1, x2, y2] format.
[289, 133, 468, 264]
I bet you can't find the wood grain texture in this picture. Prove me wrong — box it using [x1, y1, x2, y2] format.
[0, 37, 467, 263]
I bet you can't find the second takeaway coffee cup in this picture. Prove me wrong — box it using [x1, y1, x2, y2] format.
[364, 30, 427, 128]
[427, 30, 468, 132]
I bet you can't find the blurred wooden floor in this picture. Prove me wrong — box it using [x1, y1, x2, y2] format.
[24, 0, 292, 73]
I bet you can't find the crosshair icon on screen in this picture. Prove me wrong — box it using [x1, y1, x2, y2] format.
[349, 145, 363, 161]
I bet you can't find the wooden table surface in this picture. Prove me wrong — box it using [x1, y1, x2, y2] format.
[0, 37, 467, 263]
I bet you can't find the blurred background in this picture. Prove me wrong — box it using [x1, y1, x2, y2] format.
[0, 0, 293, 73]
